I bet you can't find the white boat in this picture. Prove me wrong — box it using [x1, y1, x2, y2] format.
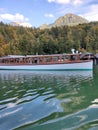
[0, 54, 93, 70]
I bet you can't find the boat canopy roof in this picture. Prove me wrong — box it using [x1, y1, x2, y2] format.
[0, 55, 26, 59]
[0, 53, 80, 59]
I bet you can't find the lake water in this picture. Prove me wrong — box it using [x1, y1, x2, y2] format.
[0, 66, 98, 130]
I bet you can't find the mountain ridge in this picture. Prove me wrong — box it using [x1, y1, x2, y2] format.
[40, 13, 89, 29]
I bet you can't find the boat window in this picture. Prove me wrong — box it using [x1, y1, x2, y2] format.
[53, 56, 59, 61]
[46, 57, 51, 62]
[16, 58, 19, 63]
[34, 58, 37, 63]
[39, 57, 43, 63]
[10, 58, 14, 63]
[0, 59, 2, 63]
[70, 55, 77, 60]
[20, 57, 23, 61]
[62, 55, 69, 60]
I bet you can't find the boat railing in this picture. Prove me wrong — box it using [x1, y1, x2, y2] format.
[0, 54, 92, 65]
[0, 59, 91, 66]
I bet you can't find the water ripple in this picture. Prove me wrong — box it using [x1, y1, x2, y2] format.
[0, 70, 95, 130]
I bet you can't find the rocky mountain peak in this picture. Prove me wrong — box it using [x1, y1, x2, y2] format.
[40, 13, 88, 29]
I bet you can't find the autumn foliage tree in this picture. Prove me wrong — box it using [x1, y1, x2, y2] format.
[0, 21, 98, 56]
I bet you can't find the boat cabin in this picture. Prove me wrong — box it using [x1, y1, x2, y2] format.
[0, 54, 81, 65]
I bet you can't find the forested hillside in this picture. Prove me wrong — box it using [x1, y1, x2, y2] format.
[0, 22, 98, 56]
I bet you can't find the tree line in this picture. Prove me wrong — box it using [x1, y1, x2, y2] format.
[0, 22, 98, 56]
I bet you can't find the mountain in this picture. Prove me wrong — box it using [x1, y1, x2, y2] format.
[39, 13, 88, 29]
[39, 23, 49, 30]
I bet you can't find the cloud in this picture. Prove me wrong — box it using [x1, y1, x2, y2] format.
[48, 0, 70, 4]
[73, 0, 83, 5]
[83, 4, 98, 21]
[0, 13, 29, 22]
[44, 13, 54, 18]
[0, 13, 32, 27]
[47, 0, 83, 5]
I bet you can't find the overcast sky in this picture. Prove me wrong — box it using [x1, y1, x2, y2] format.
[0, 0, 98, 27]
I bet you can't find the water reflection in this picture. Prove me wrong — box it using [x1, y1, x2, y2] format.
[26, 104, 98, 130]
[0, 70, 93, 80]
[0, 70, 95, 130]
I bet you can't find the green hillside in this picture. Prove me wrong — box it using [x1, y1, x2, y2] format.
[0, 22, 98, 56]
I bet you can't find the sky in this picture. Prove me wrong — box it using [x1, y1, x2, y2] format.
[0, 0, 98, 27]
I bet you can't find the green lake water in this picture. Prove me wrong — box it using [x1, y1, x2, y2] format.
[0, 66, 98, 130]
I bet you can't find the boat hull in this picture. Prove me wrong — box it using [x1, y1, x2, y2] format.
[0, 60, 93, 70]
